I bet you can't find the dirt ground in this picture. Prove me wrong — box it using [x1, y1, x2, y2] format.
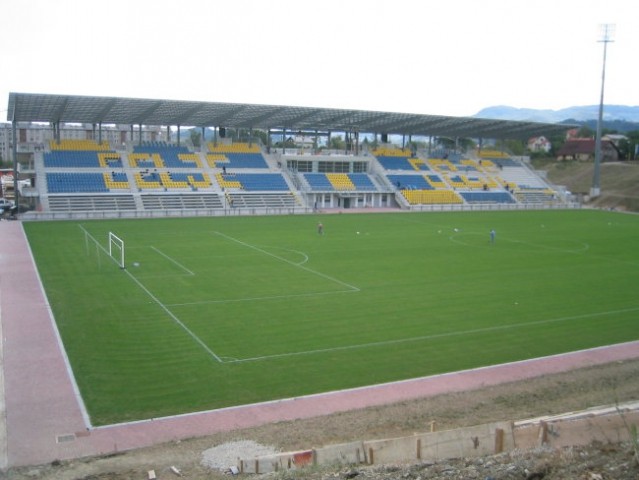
[5, 357, 639, 480]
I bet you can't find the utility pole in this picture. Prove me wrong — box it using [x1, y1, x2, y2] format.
[591, 24, 615, 198]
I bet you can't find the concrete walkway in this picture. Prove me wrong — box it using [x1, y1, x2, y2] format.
[1, 219, 638, 468]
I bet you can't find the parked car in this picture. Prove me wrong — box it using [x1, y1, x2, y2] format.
[0, 198, 15, 213]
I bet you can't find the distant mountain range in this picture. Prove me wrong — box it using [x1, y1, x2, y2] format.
[474, 105, 639, 131]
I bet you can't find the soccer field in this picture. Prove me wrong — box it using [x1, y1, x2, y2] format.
[23, 209, 639, 426]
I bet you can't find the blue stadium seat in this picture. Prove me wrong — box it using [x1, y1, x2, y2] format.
[46, 173, 108, 193]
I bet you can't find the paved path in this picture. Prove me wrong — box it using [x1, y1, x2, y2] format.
[1, 220, 638, 468]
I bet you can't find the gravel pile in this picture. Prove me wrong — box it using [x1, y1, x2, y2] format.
[201, 440, 280, 471]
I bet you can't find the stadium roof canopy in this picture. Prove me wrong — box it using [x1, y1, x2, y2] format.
[7, 92, 574, 141]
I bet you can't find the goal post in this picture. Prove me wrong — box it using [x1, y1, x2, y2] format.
[108, 232, 125, 269]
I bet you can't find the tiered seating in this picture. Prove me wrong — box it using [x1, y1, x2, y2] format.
[136, 171, 211, 191]
[459, 191, 516, 203]
[140, 194, 224, 210]
[177, 153, 202, 168]
[428, 159, 457, 172]
[45, 140, 119, 167]
[327, 173, 355, 190]
[491, 158, 519, 168]
[460, 159, 480, 170]
[376, 156, 413, 170]
[304, 173, 334, 190]
[466, 176, 498, 189]
[206, 154, 228, 168]
[447, 175, 466, 189]
[209, 142, 262, 153]
[134, 143, 201, 168]
[169, 172, 212, 189]
[348, 174, 377, 190]
[401, 190, 463, 205]
[515, 190, 557, 204]
[46, 173, 108, 193]
[49, 139, 110, 151]
[408, 159, 429, 171]
[372, 146, 412, 157]
[227, 192, 299, 209]
[98, 152, 123, 168]
[159, 172, 188, 188]
[134, 172, 162, 189]
[426, 174, 447, 188]
[215, 173, 242, 189]
[103, 172, 129, 189]
[387, 175, 432, 190]
[48, 195, 136, 212]
[129, 153, 164, 168]
[44, 151, 102, 168]
[206, 142, 268, 169]
[229, 173, 289, 191]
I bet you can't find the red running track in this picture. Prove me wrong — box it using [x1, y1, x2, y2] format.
[1, 220, 637, 468]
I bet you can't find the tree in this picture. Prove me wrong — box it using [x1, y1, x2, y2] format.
[189, 129, 201, 148]
[624, 130, 639, 161]
[252, 130, 268, 146]
[436, 137, 456, 149]
[458, 138, 476, 152]
[329, 135, 345, 150]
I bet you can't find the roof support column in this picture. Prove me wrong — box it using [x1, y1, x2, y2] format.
[138, 124, 143, 146]
[177, 125, 181, 146]
[12, 119, 19, 211]
[201, 127, 206, 152]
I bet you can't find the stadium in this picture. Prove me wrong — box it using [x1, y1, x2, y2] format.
[1, 92, 638, 474]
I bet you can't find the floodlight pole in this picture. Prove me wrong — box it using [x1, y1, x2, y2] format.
[591, 24, 615, 198]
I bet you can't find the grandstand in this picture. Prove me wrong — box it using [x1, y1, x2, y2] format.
[6, 92, 577, 219]
[26, 138, 572, 217]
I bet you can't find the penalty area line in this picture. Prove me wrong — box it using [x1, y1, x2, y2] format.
[150, 246, 195, 276]
[213, 231, 360, 292]
[223, 305, 639, 364]
[123, 269, 223, 363]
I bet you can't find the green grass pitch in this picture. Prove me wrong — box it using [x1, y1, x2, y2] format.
[23, 209, 639, 426]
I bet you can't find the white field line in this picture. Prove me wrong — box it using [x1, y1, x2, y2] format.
[80, 225, 125, 269]
[122, 269, 223, 363]
[213, 231, 360, 292]
[166, 289, 356, 307]
[150, 246, 195, 275]
[79, 226, 222, 363]
[224, 305, 639, 364]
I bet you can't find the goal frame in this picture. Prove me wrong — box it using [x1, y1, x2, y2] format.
[108, 232, 125, 269]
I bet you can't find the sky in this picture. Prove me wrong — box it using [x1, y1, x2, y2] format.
[1, 0, 637, 122]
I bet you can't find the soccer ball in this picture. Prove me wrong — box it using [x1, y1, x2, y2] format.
[356, 231, 360, 235]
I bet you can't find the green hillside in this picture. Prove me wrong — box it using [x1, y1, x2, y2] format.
[534, 159, 639, 212]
